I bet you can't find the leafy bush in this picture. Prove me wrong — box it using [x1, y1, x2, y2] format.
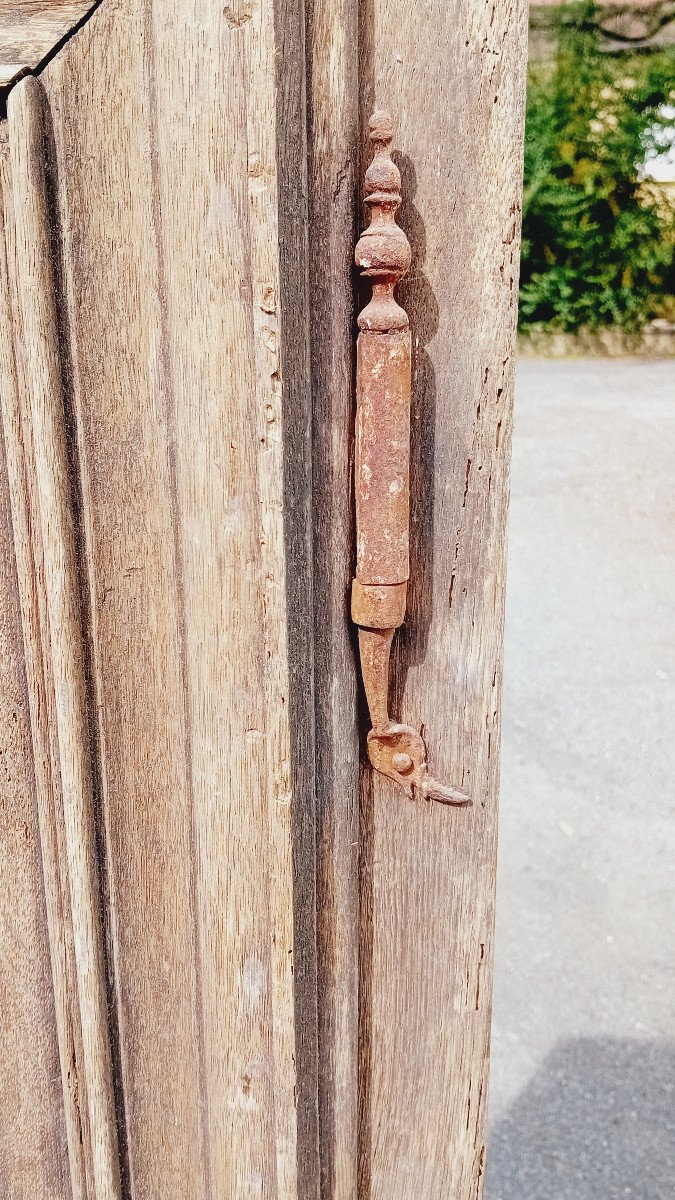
[520, 1, 675, 332]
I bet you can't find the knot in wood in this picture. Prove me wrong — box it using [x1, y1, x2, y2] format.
[356, 110, 411, 332]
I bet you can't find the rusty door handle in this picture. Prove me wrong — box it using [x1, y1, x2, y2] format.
[351, 111, 470, 806]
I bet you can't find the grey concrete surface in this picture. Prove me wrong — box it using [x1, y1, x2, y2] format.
[486, 359, 675, 1200]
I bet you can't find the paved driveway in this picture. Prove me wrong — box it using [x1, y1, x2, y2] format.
[486, 359, 675, 1200]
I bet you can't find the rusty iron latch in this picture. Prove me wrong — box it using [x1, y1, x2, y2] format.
[351, 110, 470, 806]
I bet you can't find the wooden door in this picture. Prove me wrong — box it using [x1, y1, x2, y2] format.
[0, 2, 527, 1197]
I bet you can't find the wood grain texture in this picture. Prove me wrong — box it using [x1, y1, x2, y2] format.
[7, 76, 122, 1200]
[0, 2, 98, 87]
[357, 2, 527, 1197]
[273, 1, 320, 1192]
[0, 136, 72, 1200]
[304, 2, 360, 1198]
[0, 129, 99, 1200]
[0, 1, 317, 1196]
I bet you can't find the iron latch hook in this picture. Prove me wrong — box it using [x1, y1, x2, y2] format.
[351, 110, 470, 807]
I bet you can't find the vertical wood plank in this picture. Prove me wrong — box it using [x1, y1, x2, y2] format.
[0, 433, 71, 1200]
[7, 75, 122, 1200]
[44, 6, 211, 1191]
[358, 3, 528, 1196]
[1, 130, 95, 1200]
[273, 0, 321, 1192]
[4, 1, 319, 1195]
[134, 0, 317, 1191]
[304, 2, 360, 1198]
[0, 135, 72, 1200]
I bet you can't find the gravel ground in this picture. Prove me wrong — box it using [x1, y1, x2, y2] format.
[486, 358, 675, 1200]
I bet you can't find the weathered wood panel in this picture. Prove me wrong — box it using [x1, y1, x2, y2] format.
[6, 78, 122, 1200]
[0, 0, 527, 1195]
[357, 3, 527, 1197]
[0, 1, 317, 1197]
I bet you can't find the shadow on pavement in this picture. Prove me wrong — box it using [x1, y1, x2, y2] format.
[486, 1037, 675, 1200]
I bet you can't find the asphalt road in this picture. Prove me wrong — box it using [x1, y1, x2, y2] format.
[486, 359, 675, 1200]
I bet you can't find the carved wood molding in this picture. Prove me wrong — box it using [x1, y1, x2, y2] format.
[2, 75, 122, 1199]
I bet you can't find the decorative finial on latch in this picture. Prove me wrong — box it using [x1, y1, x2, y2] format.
[355, 111, 410, 335]
[351, 111, 470, 807]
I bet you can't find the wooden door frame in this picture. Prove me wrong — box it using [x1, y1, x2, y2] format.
[0, 2, 528, 1197]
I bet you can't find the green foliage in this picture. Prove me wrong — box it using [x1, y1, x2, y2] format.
[520, 1, 675, 332]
